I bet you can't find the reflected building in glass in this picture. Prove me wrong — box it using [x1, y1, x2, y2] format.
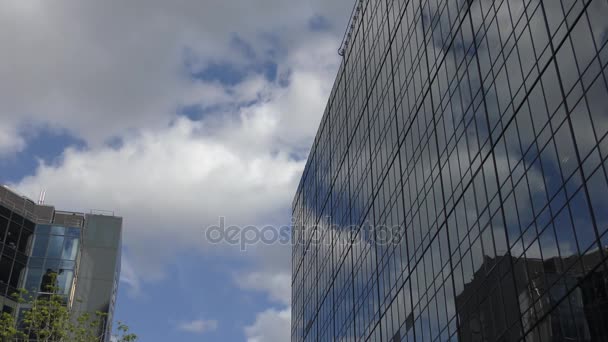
[0, 185, 122, 341]
[292, 0, 608, 341]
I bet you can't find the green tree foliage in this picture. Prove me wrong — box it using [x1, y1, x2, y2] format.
[0, 274, 136, 342]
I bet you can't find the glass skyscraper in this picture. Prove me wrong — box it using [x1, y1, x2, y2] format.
[292, 0, 608, 341]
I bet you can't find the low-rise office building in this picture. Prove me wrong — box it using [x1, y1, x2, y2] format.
[0, 185, 121, 341]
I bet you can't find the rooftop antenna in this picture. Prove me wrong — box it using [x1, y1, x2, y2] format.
[38, 188, 47, 205]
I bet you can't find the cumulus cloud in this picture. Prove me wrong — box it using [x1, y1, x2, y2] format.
[8, 17, 340, 260]
[176, 319, 218, 334]
[245, 307, 291, 342]
[119, 256, 142, 297]
[12, 116, 306, 278]
[0, 124, 25, 156]
[236, 271, 291, 306]
[0, 0, 350, 147]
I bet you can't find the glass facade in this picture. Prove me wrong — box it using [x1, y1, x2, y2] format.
[292, 0, 608, 341]
[0, 205, 33, 303]
[24, 224, 80, 297]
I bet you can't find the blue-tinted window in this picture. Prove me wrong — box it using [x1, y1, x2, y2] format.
[46, 235, 64, 259]
[25, 224, 80, 297]
[31, 234, 49, 257]
[66, 227, 81, 237]
[56, 270, 74, 295]
[45, 259, 60, 270]
[59, 260, 75, 269]
[28, 258, 44, 268]
[36, 225, 51, 234]
[50, 226, 65, 235]
[61, 237, 79, 261]
[24, 268, 42, 294]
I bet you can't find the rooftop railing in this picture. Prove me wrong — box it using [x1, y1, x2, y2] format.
[338, 0, 365, 56]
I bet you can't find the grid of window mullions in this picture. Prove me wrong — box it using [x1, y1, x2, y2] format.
[369, 108, 400, 208]
[328, 248, 353, 339]
[294, 1, 606, 342]
[426, 0, 600, 256]
[476, 3, 553, 145]
[476, 32, 604, 240]
[362, 0, 389, 84]
[376, 0, 470, 336]
[318, 0, 408, 238]
[0, 210, 33, 298]
[452, 18, 608, 340]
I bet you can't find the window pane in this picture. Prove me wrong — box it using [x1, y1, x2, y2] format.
[28, 258, 44, 268]
[50, 226, 65, 235]
[0, 206, 11, 219]
[56, 270, 74, 295]
[24, 268, 42, 294]
[61, 237, 79, 261]
[9, 262, 24, 288]
[0, 216, 8, 242]
[31, 235, 49, 257]
[46, 235, 64, 259]
[0, 257, 12, 284]
[18, 229, 32, 254]
[59, 260, 75, 269]
[45, 259, 60, 270]
[6, 222, 20, 249]
[36, 225, 51, 234]
[67, 228, 81, 237]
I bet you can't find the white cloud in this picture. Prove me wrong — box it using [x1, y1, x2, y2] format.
[12, 116, 306, 276]
[6, 0, 344, 275]
[0, 0, 349, 147]
[119, 256, 141, 297]
[176, 319, 218, 334]
[236, 271, 291, 306]
[3, 3, 347, 336]
[245, 307, 291, 342]
[0, 124, 24, 156]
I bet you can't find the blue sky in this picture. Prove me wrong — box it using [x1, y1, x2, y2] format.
[0, 1, 351, 341]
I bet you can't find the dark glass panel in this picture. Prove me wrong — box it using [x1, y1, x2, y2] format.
[24, 267, 42, 294]
[0, 216, 8, 243]
[5, 221, 20, 250]
[9, 261, 24, 288]
[0, 206, 11, 219]
[0, 257, 12, 284]
[10, 213, 23, 225]
[18, 228, 32, 254]
[35, 225, 51, 234]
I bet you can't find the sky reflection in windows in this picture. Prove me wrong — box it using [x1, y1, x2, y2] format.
[293, 0, 608, 341]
